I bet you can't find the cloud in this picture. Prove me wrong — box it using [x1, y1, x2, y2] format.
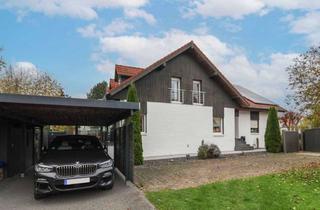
[186, 0, 320, 19]
[222, 53, 298, 100]
[77, 19, 133, 38]
[193, 23, 210, 35]
[77, 24, 100, 38]
[0, 0, 149, 20]
[13, 61, 39, 76]
[263, 0, 320, 11]
[124, 8, 156, 25]
[104, 19, 134, 36]
[99, 29, 233, 67]
[95, 29, 297, 103]
[289, 11, 320, 45]
[222, 22, 242, 33]
[96, 59, 114, 74]
[189, 0, 265, 19]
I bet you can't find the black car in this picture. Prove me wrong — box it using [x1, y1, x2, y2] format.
[34, 135, 114, 199]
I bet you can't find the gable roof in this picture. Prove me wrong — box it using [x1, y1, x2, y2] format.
[108, 41, 249, 107]
[115, 64, 144, 77]
[109, 79, 119, 90]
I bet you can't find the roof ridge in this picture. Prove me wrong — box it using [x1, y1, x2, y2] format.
[115, 64, 144, 69]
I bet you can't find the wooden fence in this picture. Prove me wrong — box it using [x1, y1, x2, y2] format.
[282, 131, 299, 153]
[303, 128, 320, 152]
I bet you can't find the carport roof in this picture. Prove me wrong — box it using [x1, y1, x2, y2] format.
[0, 93, 139, 126]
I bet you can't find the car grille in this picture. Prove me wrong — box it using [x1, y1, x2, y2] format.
[56, 164, 97, 177]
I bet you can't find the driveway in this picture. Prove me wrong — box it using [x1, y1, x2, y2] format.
[135, 152, 320, 191]
[0, 174, 154, 210]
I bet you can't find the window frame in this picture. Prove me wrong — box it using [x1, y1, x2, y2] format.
[170, 77, 182, 103]
[250, 111, 259, 134]
[192, 80, 203, 105]
[213, 117, 224, 135]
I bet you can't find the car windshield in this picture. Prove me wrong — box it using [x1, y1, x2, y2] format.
[49, 136, 103, 151]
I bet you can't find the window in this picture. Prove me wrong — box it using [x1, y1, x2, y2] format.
[213, 117, 223, 134]
[141, 114, 147, 133]
[192, 80, 204, 104]
[250, 111, 259, 133]
[170, 77, 183, 103]
[49, 136, 102, 151]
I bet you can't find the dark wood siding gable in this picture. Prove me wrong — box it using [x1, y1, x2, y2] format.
[112, 51, 239, 117]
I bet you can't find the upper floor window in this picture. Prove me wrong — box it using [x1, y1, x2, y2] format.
[170, 77, 184, 103]
[250, 111, 259, 133]
[192, 80, 204, 105]
[213, 117, 223, 134]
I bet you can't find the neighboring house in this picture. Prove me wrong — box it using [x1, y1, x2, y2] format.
[106, 41, 285, 160]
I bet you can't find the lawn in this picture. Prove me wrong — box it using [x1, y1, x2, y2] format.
[146, 163, 320, 210]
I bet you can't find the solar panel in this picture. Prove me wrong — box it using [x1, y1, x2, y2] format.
[234, 85, 275, 105]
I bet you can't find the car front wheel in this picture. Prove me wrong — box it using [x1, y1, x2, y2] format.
[101, 174, 114, 190]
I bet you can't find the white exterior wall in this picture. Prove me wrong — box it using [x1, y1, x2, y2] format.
[142, 102, 235, 159]
[212, 107, 235, 151]
[238, 110, 268, 148]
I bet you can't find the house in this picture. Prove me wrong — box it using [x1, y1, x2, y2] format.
[106, 41, 284, 160]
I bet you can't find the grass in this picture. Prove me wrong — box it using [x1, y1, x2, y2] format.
[146, 163, 320, 210]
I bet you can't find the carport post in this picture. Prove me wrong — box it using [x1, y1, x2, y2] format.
[75, 125, 79, 135]
[40, 126, 43, 150]
[125, 122, 134, 182]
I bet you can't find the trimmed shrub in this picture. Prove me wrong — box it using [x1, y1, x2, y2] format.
[265, 107, 282, 153]
[198, 141, 221, 159]
[198, 144, 209, 159]
[207, 144, 221, 158]
[127, 84, 143, 165]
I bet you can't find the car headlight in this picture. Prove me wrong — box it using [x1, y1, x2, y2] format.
[35, 164, 53, 173]
[99, 160, 113, 168]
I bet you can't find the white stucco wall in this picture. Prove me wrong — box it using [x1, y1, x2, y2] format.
[212, 107, 235, 151]
[142, 102, 235, 159]
[238, 110, 268, 148]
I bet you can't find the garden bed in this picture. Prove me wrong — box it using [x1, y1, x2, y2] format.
[135, 152, 320, 191]
[146, 162, 320, 209]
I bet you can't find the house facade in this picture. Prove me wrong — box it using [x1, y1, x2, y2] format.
[106, 41, 284, 160]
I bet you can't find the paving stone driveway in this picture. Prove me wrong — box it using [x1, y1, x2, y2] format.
[135, 152, 320, 192]
[0, 175, 154, 210]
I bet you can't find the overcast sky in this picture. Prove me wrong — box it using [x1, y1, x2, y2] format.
[0, 0, 319, 105]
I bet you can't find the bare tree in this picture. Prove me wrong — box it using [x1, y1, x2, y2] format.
[0, 65, 65, 96]
[0, 48, 5, 71]
[287, 46, 320, 112]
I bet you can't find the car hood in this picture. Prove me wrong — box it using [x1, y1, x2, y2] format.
[40, 150, 109, 165]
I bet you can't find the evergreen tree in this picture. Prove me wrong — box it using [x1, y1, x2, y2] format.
[127, 84, 143, 165]
[265, 107, 282, 153]
[87, 81, 108, 99]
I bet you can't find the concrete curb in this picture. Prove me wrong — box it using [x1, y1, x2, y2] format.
[126, 181, 156, 210]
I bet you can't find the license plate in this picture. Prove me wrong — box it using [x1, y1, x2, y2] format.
[64, 178, 90, 185]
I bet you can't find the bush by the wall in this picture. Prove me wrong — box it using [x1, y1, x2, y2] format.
[198, 143, 209, 159]
[198, 141, 221, 159]
[207, 144, 221, 158]
[265, 107, 282, 153]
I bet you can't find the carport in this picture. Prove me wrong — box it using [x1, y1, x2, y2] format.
[0, 93, 139, 181]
